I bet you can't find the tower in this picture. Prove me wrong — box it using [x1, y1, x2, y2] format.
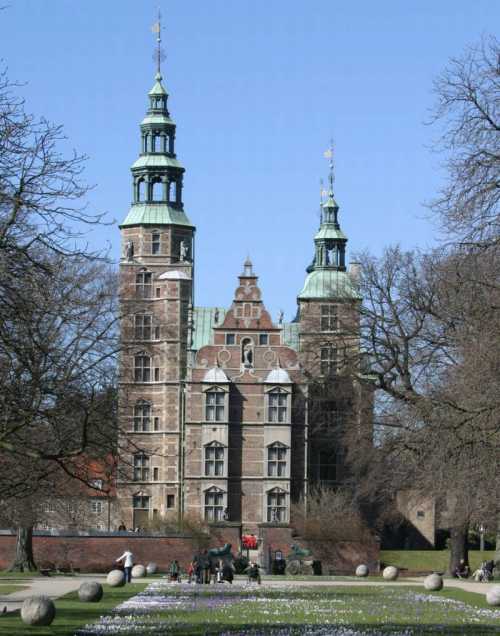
[117, 20, 195, 528]
[297, 147, 364, 489]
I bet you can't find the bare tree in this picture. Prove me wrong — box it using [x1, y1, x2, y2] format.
[429, 35, 500, 246]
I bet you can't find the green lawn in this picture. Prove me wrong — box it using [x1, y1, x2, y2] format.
[0, 582, 148, 636]
[380, 549, 496, 572]
[0, 584, 29, 594]
[67, 582, 500, 635]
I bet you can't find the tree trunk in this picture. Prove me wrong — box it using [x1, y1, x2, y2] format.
[448, 523, 469, 575]
[495, 514, 500, 566]
[8, 526, 37, 572]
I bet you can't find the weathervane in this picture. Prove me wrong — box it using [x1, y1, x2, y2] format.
[151, 9, 166, 74]
[323, 139, 335, 192]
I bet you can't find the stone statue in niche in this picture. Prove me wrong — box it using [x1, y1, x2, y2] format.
[242, 340, 253, 367]
[214, 309, 220, 325]
[278, 310, 284, 325]
[179, 240, 189, 261]
[125, 240, 134, 261]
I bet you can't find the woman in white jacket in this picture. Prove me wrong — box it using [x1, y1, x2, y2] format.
[116, 549, 134, 583]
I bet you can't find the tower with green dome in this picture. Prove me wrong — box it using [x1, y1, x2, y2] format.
[118, 18, 195, 528]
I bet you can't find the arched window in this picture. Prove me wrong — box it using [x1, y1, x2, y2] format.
[133, 401, 151, 432]
[267, 443, 287, 477]
[133, 454, 150, 481]
[168, 181, 177, 203]
[152, 178, 163, 202]
[134, 353, 151, 382]
[268, 388, 288, 422]
[204, 487, 225, 522]
[204, 442, 225, 476]
[135, 270, 152, 298]
[267, 488, 287, 523]
[137, 179, 146, 202]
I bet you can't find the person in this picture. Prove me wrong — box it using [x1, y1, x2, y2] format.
[222, 561, 234, 584]
[453, 559, 470, 579]
[169, 559, 179, 582]
[187, 560, 195, 584]
[472, 560, 493, 582]
[201, 550, 211, 584]
[246, 561, 261, 585]
[117, 522, 126, 532]
[115, 549, 133, 583]
[193, 555, 202, 584]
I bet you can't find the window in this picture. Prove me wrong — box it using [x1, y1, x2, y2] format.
[156, 287, 161, 298]
[417, 510, 425, 519]
[134, 354, 151, 382]
[205, 389, 225, 422]
[89, 479, 103, 490]
[268, 389, 288, 423]
[154, 367, 160, 382]
[134, 401, 151, 431]
[166, 494, 175, 509]
[317, 449, 337, 483]
[321, 305, 338, 331]
[205, 442, 225, 476]
[154, 326, 160, 340]
[134, 314, 152, 340]
[153, 467, 159, 481]
[204, 487, 224, 522]
[225, 334, 235, 345]
[268, 443, 287, 477]
[267, 488, 287, 523]
[152, 232, 160, 255]
[133, 454, 150, 481]
[133, 495, 150, 509]
[153, 416, 160, 431]
[136, 271, 152, 298]
[91, 500, 103, 514]
[259, 334, 269, 346]
[320, 347, 337, 376]
[137, 178, 146, 202]
[168, 181, 177, 203]
[43, 502, 55, 513]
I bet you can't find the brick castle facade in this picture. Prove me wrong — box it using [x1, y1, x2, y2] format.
[116, 63, 371, 536]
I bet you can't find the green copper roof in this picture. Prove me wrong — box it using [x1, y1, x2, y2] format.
[131, 155, 183, 170]
[192, 307, 226, 351]
[282, 322, 299, 350]
[323, 195, 339, 209]
[314, 224, 347, 241]
[120, 204, 193, 228]
[149, 73, 167, 96]
[141, 113, 174, 126]
[298, 269, 361, 300]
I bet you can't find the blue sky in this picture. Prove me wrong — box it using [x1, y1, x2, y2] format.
[1, 1, 498, 319]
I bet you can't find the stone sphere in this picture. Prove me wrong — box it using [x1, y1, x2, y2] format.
[356, 564, 369, 577]
[382, 566, 399, 581]
[131, 564, 146, 578]
[106, 569, 126, 587]
[21, 595, 56, 626]
[486, 585, 500, 606]
[146, 562, 157, 575]
[424, 573, 443, 591]
[78, 581, 104, 602]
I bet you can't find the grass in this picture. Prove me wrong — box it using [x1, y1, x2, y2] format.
[74, 581, 500, 635]
[0, 584, 29, 595]
[0, 582, 148, 636]
[380, 549, 496, 572]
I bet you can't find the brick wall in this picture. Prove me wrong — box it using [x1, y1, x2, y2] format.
[0, 526, 241, 573]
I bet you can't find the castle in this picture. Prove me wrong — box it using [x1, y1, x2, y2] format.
[117, 61, 370, 535]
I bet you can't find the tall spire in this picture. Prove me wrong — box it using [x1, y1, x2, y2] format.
[151, 10, 165, 77]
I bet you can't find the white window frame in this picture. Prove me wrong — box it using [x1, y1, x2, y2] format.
[267, 442, 288, 477]
[266, 387, 290, 424]
[320, 304, 338, 331]
[91, 500, 103, 514]
[133, 400, 151, 432]
[134, 314, 152, 340]
[320, 346, 337, 376]
[204, 486, 226, 522]
[134, 352, 151, 382]
[133, 453, 150, 481]
[204, 442, 226, 477]
[266, 487, 288, 523]
[203, 386, 228, 422]
[135, 270, 152, 298]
